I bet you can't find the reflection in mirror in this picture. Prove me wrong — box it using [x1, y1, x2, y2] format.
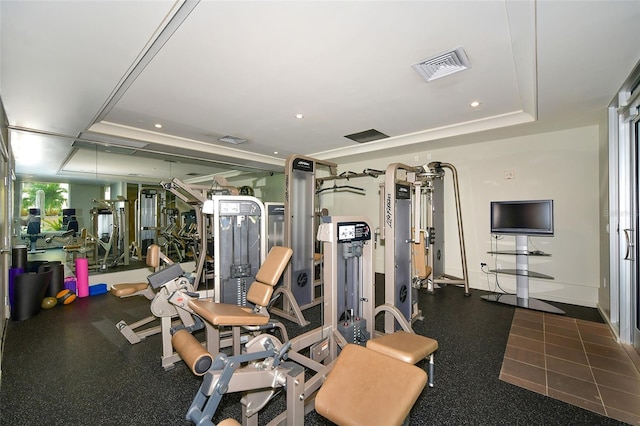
[15, 141, 285, 277]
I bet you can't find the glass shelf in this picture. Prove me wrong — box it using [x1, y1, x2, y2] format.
[488, 268, 553, 280]
[487, 250, 551, 256]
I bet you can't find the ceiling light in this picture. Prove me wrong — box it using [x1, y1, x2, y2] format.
[218, 135, 247, 145]
[412, 47, 471, 82]
[295, 114, 304, 119]
[470, 101, 481, 108]
[274, 151, 279, 155]
[154, 123, 163, 129]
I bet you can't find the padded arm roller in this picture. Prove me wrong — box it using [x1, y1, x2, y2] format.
[171, 330, 213, 376]
[148, 263, 184, 289]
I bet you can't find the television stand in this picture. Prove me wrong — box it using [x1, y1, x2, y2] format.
[481, 235, 564, 315]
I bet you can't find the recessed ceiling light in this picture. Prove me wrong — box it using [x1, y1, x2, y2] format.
[154, 123, 163, 128]
[470, 101, 481, 108]
[294, 114, 304, 119]
[274, 151, 279, 155]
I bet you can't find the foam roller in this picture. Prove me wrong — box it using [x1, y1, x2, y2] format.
[171, 329, 213, 376]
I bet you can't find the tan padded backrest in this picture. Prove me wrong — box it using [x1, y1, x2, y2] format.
[255, 246, 293, 286]
[412, 229, 431, 280]
[246, 281, 274, 307]
[146, 244, 160, 269]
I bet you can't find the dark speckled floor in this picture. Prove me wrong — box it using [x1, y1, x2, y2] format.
[0, 276, 627, 426]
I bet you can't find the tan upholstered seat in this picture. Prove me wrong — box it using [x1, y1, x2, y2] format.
[110, 282, 150, 297]
[315, 344, 427, 426]
[110, 244, 163, 299]
[366, 331, 438, 364]
[366, 330, 439, 387]
[187, 302, 269, 326]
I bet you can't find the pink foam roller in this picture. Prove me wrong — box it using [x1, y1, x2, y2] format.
[75, 258, 89, 298]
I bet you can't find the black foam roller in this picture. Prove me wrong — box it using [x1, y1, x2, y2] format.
[12, 270, 52, 321]
[11, 246, 28, 270]
[39, 262, 65, 298]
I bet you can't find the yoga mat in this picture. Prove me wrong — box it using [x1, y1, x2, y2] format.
[11, 246, 27, 270]
[75, 258, 89, 298]
[8, 267, 24, 312]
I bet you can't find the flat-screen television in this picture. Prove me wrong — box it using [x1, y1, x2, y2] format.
[490, 199, 554, 236]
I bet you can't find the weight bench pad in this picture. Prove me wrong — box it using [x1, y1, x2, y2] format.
[315, 344, 427, 426]
[188, 300, 270, 326]
[366, 331, 438, 364]
[110, 283, 149, 297]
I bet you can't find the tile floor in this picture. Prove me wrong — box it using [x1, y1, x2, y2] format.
[500, 308, 640, 425]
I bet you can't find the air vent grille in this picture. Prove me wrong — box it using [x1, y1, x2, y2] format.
[344, 129, 389, 143]
[218, 135, 247, 145]
[412, 47, 470, 82]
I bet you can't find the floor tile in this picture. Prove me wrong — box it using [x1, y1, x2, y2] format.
[504, 344, 545, 368]
[545, 332, 583, 351]
[584, 341, 633, 363]
[605, 407, 640, 425]
[507, 334, 545, 353]
[547, 371, 601, 403]
[547, 388, 607, 417]
[599, 385, 640, 416]
[545, 323, 581, 340]
[580, 332, 620, 348]
[544, 315, 578, 330]
[592, 368, 640, 396]
[545, 342, 588, 365]
[546, 356, 593, 383]
[502, 310, 640, 424]
[500, 372, 547, 395]
[512, 317, 544, 332]
[501, 358, 546, 387]
[587, 352, 640, 377]
[509, 324, 544, 342]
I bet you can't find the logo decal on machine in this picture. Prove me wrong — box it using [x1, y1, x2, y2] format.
[385, 193, 393, 229]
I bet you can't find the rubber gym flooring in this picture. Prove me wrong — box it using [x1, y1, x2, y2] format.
[0, 276, 632, 425]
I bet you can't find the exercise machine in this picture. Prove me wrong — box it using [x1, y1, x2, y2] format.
[201, 195, 266, 305]
[135, 187, 165, 259]
[381, 163, 424, 331]
[282, 155, 336, 316]
[112, 244, 173, 344]
[90, 197, 130, 270]
[272, 155, 337, 326]
[419, 162, 470, 295]
[24, 208, 45, 253]
[180, 215, 437, 425]
[380, 162, 470, 334]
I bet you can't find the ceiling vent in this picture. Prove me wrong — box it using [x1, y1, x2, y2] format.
[344, 129, 389, 143]
[412, 47, 471, 82]
[218, 135, 247, 145]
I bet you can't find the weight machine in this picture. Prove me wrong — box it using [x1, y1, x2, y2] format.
[90, 197, 130, 270]
[160, 178, 212, 287]
[380, 161, 470, 332]
[272, 155, 337, 326]
[201, 195, 266, 305]
[135, 187, 165, 259]
[179, 215, 435, 425]
[421, 162, 470, 295]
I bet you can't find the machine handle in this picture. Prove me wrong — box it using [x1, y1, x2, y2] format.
[0, 248, 10, 254]
[624, 228, 635, 260]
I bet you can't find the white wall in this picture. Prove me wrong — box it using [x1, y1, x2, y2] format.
[321, 125, 600, 307]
